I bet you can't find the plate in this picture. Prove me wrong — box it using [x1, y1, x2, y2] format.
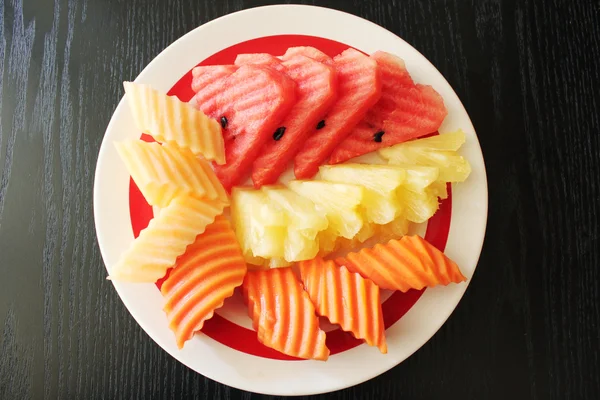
[93, 4, 488, 396]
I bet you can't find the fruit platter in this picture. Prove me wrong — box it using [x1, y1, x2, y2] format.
[94, 5, 487, 396]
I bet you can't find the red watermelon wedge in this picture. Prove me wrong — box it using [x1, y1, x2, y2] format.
[210, 65, 297, 190]
[329, 51, 447, 164]
[282, 46, 333, 65]
[190, 65, 238, 116]
[235, 53, 338, 187]
[292, 48, 382, 179]
[235, 53, 285, 71]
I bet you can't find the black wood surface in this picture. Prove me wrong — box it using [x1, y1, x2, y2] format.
[1, 0, 599, 399]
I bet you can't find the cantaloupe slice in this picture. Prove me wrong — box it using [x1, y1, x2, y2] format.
[335, 235, 466, 291]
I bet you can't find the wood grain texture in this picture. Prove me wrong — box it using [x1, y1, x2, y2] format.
[0, 0, 598, 399]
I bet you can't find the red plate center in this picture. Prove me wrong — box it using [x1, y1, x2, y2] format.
[128, 35, 452, 360]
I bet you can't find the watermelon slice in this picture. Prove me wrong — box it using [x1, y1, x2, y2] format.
[236, 53, 338, 187]
[190, 65, 238, 116]
[234, 53, 285, 71]
[292, 48, 382, 179]
[329, 51, 447, 164]
[209, 65, 297, 190]
[282, 46, 333, 65]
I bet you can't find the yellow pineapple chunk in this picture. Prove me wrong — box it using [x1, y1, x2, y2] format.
[394, 165, 441, 223]
[288, 180, 365, 239]
[263, 186, 329, 262]
[318, 164, 406, 225]
[379, 130, 471, 182]
[231, 187, 287, 261]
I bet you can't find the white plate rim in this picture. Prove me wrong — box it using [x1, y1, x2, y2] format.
[93, 4, 488, 396]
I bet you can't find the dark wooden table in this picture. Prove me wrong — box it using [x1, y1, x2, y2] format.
[1, 0, 599, 399]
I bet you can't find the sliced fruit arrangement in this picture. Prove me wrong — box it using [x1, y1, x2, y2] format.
[299, 258, 387, 353]
[161, 216, 247, 348]
[336, 235, 467, 291]
[242, 268, 330, 361]
[109, 46, 475, 358]
[123, 82, 225, 164]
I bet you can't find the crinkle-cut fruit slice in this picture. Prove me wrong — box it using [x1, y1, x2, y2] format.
[318, 164, 406, 225]
[212, 65, 297, 190]
[242, 268, 330, 361]
[282, 46, 333, 65]
[288, 180, 364, 239]
[230, 187, 287, 261]
[335, 235, 467, 291]
[123, 81, 225, 165]
[236, 54, 338, 187]
[299, 258, 387, 353]
[234, 53, 286, 72]
[293, 48, 382, 179]
[190, 65, 238, 116]
[160, 216, 247, 349]
[329, 51, 447, 164]
[108, 195, 226, 282]
[379, 130, 472, 182]
[114, 141, 229, 208]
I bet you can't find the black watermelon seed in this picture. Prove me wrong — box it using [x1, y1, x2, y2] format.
[220, 116, 228, 129]
[373, 130, 385, 143]
[273, 126, 286, 141]
[316, 120, 326, 130]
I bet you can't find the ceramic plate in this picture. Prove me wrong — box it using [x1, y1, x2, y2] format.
[93, 4, 488, 396]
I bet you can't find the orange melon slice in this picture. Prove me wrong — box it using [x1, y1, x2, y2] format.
[123, 82, 225, 164]
[299, 258, 387, 353]
[115, 141, 229, 208]
[108, 195, 226, 282]
[335, 235, 467, 291]
[161, 216, 247, 349]
[242, 268, 329, 361]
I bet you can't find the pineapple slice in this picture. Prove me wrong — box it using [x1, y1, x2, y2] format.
[262, 186, 329, 262]
[318, 164, 406, 225]
[429, 180, 448, 200]
[288, 180, 365, 239]
[317, 228, 339, 257]
[355, 221, 376, 242]
[231, 187, 287, 260]
[379, 130, 471, 182]
[394, 165, 441, 224]
[377, 217, 410, 239]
